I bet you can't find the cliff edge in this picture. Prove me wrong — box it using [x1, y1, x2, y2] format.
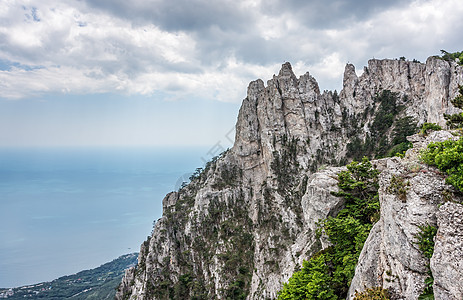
[116, 56, 463, 299]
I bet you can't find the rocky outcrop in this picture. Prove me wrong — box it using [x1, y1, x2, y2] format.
[116, 56, 463, 300]
[431, 202, 463, 299]
[348, 131, 462, 299]
[341, 57, 463, 127]
[116, 267, 136, 298]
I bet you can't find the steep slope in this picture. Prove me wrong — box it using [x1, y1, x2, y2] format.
[0, 253, 137, 300]
[116, 56, 463, 299]
[347, 131, 463, 299]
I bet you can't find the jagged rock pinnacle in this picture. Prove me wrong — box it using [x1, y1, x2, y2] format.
[116, 56, 463, 300]
[279, 61, 293, 74]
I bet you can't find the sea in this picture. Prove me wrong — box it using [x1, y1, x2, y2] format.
[0, 146, 214, 288]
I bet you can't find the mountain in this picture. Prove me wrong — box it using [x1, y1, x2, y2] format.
[116, 55, 463, 299]
[0, 253, 137, 299]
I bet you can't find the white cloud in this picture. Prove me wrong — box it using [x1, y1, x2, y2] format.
[0, 0, 462, 101]
[292, 53, 346, 91]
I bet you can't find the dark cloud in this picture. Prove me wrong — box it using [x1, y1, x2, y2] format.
[263, 0, 411, 28]
[2, 0, 463, 100]
[79, 0, 413, 69]
[83, 0, 252, 32]
[81, 0, 270, 71]
[192, 29, 287, 66]
[83, 0, 412, 33]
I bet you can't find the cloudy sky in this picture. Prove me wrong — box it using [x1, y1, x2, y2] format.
[1, 0, 462, 147]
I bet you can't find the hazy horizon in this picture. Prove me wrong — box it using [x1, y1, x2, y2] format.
[1, 0, 462, 290]
[2, 0, 462, 149]
[0, 145, 225, 288]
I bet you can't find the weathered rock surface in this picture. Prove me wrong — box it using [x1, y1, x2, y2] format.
[348, 131, 462, 299]
[431, 202, 463, 299]
[116, 57, 463, 300]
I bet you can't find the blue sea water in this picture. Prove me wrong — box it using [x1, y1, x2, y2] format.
[0, 147, 211, 288]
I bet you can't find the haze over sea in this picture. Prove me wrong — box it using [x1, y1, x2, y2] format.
[0, 146, 215, 288]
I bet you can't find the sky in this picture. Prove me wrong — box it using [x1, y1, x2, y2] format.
[1, 0, 463, 147]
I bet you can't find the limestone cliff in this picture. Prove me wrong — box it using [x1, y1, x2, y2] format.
[116, 56, 463, 299]
[347, 131, 463, 299]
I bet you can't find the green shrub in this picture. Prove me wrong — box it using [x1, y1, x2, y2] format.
[386, 142, 413, 158]
[346, 92, 416, 160]
[414, 224, 438, 300]
[414, 224, 437, 260]
[277, 253, 337, 300]
[331, 157, 380, 224]
[420, 137, 463, 192]
[418, 275, 435, 300]
[392, 116, 417, 145]
[277, 158, 379, 299]
[386, 175, 410, 202]
[385, 116, 416, 157]
[439, 50, 463, 65]
[419, 123, 442, 135]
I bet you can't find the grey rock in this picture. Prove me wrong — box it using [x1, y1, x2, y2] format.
[431, 202, 463, 299]
[115, 267, 136, 299]
[348, 133, 462, 299]
[117, 57, 463, 300]
[302, 166, 345, 233]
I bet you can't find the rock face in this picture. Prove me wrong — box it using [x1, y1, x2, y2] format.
[347, 131, 463, 299]
[116, 57, 463, 300]
[431, 202, 463, 299]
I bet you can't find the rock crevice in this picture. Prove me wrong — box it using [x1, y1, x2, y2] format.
[116, 56, 463, 300]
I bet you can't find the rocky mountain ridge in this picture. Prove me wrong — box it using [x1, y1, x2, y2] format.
[116, 55, 463, 299]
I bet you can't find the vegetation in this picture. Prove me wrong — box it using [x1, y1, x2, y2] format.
[367, 90, 402, 157]
[420, 137, 463, 192]
[353, 287, 390, 300]
[415, 224, 437, 260]
[414, 224, 438, 300]
[419, 123, 442, 135]
[392, 116, 417, 143]
[0, 253, 138, 300]
[386, 175, 410, 202]
[386, 142, 412, 158]
[271, 134, 300, 195]
[150, 178, 254, 299]
[444, 85, 463, 129]
[416, 91, 463, 297]
[386, 116, 417, 157]
[212, 164, 242, 189]
[277, 158, 380, 299]
[439, 50, 463, 65]
[346, 91, 416, 160]
[270, 134, 305, 223]
[331, 158, 380, 224]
